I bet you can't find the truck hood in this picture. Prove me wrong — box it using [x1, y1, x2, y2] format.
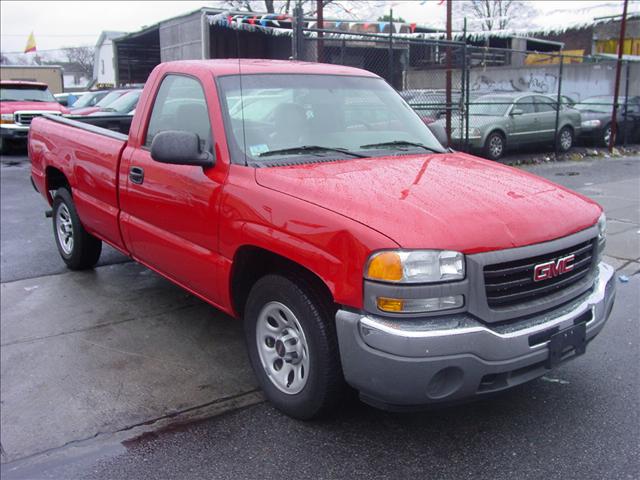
[0, 101, 66, 114]
[255, 153, 601, 253]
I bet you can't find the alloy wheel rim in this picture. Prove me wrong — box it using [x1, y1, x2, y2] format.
[56, 204, 74, 255]
[561, 130, 572, 150]
[604, 127, 611, 146]
[256, 301, 310, 395]
[490, 136, 503, 157]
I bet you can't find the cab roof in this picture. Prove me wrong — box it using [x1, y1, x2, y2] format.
[157, 59, 380, 78]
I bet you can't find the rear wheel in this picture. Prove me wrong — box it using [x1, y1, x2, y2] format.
[557, 126, 574, 153]
[52, 188, 102, 270]
[484, 131, 505, 160]
[244, 274, 345, 419]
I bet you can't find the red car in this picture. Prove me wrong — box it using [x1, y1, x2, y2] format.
[0, 80, 68, 152]
[29, 60, 615, 419]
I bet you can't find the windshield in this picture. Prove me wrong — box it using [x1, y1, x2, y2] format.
[103, 90, 141, 113]
[575, 96, 615, 113]
[218, 74, 444, 165]
[0, 86, 56, 102]
[94, 90, 126, 108]
[71, 91, 107, 108]
[468, 96, 512, 116]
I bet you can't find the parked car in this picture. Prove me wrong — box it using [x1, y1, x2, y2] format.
[54, 91, 87, 107]
[399, 89, 463, 124]
[29, 60, 614, 419]
[68, 90, 109, 110]
[0, 80, 68, 153]
[70, 89, 130, 115]
[89, 89, 142, 116]
[429, 92, 581, 160]
[575, 95, 640, 146]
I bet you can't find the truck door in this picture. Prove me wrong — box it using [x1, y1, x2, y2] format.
[118, 74, 227, 306]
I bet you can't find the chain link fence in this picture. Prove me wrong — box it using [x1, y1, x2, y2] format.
[294, 19, 639, 160]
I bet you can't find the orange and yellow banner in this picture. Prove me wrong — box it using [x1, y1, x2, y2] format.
[24, 32, 36, 53]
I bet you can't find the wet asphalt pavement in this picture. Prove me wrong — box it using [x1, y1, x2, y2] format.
[1, 151, 639, 479]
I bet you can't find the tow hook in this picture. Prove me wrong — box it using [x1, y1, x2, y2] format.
[45, 209, 52, 218]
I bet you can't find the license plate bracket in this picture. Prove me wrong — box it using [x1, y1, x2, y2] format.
[546, 323, 587, 369]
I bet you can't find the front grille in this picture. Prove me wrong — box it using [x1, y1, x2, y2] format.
[16, 113, 38, 125]
[483, 239, 596, 308]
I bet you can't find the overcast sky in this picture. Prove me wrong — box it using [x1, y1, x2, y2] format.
[1, 1, 635, 55]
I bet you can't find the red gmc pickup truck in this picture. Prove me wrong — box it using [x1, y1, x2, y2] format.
[29, 60, 615, 419]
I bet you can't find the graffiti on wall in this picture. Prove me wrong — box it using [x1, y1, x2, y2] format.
[471, 72, 558, 94]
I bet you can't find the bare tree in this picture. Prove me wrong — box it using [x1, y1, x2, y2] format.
[211, 0, 376, 18]
[455, 0, 536, 31]
[62, 46, 94, 78]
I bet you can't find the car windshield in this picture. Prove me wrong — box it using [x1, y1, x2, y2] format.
[0, 86, 56, 102]
[94, 90, 126, 108]
[468, 96, 512, 116]
[71, 91, 106, 108]
[102, 90, 141, 113]
[218, 74, 444, 165]
[575, 96, 616, 113]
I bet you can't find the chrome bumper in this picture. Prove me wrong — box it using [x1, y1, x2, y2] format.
[336, 263, 616, 409]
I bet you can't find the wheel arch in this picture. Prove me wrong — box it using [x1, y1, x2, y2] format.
[230, 245, 335, 319]
[45, 166, 71, 204]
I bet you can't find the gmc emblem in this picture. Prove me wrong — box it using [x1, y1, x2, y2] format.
[533, 254, 575, 282]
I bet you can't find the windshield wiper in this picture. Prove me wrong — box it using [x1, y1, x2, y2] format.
[23, 98, 46, 102]
[259, 145, 367, 158]
[360, 140, 443, 153]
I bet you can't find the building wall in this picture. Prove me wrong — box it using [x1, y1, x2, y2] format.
[95, 41, 117, 86]
[406, 61, 637, 102]
[160, 12, 204, 61]
[0, 66, 64, 93]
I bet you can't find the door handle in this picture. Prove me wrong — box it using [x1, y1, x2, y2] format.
[129, 166, 144, 184]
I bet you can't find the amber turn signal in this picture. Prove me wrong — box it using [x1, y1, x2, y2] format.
[366, 251, 403, 282]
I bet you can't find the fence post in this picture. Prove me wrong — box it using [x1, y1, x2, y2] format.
[463, 17, 469, 152]
[388, 8, 394, 87]
[554, 54, 564, 159]
[340, 38, 345, 64]
[623, 60, 630, 146]
[291, 5, 304, 60]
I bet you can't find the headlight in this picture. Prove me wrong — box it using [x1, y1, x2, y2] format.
[597, 212, 606, 241]
[0, 113, 15, 124]
[451, 127, 480, 139]
[365, 250, 465, 284]
[581, 119, 601, 128]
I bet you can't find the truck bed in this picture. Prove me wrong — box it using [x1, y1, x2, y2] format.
[29, 114, 130, 251]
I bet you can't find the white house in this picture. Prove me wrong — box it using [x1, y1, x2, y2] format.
[93, 31, 126, 87]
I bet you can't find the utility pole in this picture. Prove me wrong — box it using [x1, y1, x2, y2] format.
[388, 7, 394, 88]
[609, 0, 628, 152]
[445, 0, 452, 147]
[316, 0, 324, 62]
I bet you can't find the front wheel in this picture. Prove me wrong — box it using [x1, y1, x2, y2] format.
[52, 188, 102, 270]
[601, 124, 612, 147]
[557, 126, 574, 153]
[244, 274, 345, 419]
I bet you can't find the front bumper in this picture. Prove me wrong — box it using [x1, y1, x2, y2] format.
[336, 262, 616, 410]
[0, 124, 30, 140]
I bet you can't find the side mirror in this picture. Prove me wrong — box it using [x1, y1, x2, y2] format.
[510, 108, 524, 116]
[150, 130, 214, 168]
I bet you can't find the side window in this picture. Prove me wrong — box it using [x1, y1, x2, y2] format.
[534, 96, 557, 113]
[514, 97, 535, 114]
[145, 75, 212, 150]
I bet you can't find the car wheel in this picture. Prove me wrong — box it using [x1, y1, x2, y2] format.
[557, 126, 574, 153]
[601, 124, 612, 147]
[484, 131, 505, 160]
[244, 273, 345, 419]
[52, 187, 102, 270]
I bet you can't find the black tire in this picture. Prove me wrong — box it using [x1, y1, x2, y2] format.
[483, 131, 505, 160]
[52, 187, 102, 270]
[557, 126, 574, 153]
[244, 273, 346, 419]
